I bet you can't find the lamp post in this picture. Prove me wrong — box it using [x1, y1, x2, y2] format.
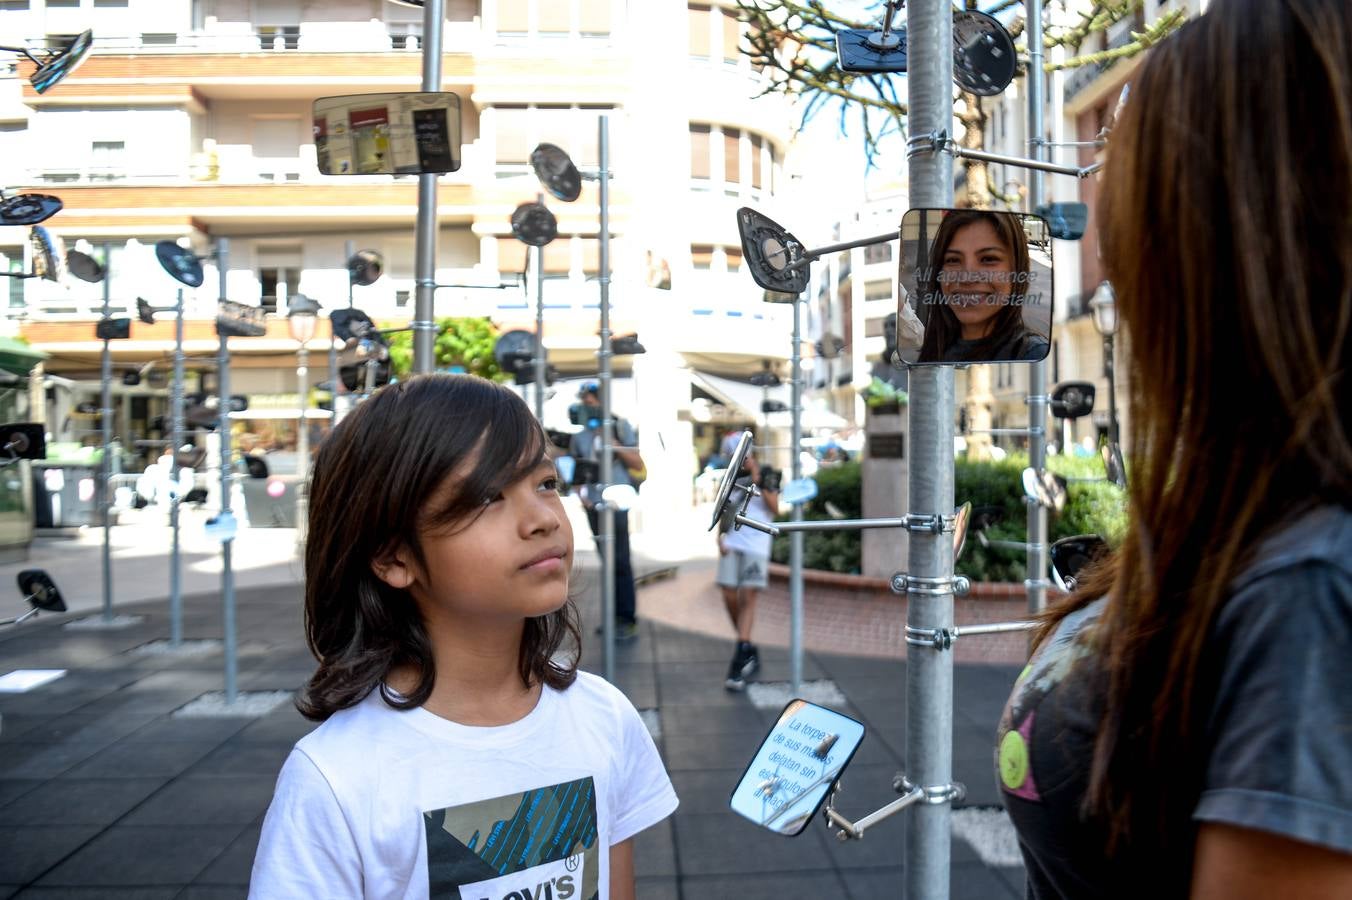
[1089, 280, 1120, 447]
[287, 293, 320, 538]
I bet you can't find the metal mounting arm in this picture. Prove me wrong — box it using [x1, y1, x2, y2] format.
[823, 776, 966, 842]
[908, 131, 1104, 180]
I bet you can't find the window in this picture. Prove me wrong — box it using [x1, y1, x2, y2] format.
[688, 4, 711, 57]
[0, 1, 32, 9]
[723, 127, 740, 186]
[141, 33, 177, 46]
[95, 0, 130, 6]
[47, 0, 77, 6]
[864, 242, 893, 265]
[396, 290, 410, 308]
[498, 0, 529, 32]
[259, 267, 300, 314]
[689, 124, 711, 181]
[750, 134, 763, 189]
[538, 1, 570, 33]
[691, 244, 714, 270]
[578, 0, 611, 35]
[90, 141, 126, 182]
[725, 247, 743, 271]
[719, 6, 740, 62]
[498, 238, 528, 276]
[493, 105, 531, 165]
[257, 25, 300, 50]
[864, 280, 892, 302]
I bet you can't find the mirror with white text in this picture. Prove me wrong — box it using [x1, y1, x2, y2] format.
[896, 208, 1053, 365]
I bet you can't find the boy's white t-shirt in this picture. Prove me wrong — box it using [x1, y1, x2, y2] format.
[722, 481, 773, 559]
[249, 671, 678, 900]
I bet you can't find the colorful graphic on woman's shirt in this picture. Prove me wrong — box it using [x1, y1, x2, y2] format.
[995, 598, 1105, 802]
[424, 776, 599, 899]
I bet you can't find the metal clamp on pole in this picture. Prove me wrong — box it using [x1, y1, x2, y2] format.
[822, 777, 966, 842]
[904, 513, 947, 534]
[891, 573, 971, 597]
[905, 620, 1038, 651]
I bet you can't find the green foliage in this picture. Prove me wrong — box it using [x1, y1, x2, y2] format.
[387, 317, 507, 381]
[863, 376, 908, 409]
[770, 453, 1129, 582]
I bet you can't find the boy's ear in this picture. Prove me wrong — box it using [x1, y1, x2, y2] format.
[371, 544, 416, 590]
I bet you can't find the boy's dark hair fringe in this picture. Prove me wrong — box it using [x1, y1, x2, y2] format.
[296, 374, 580, 721]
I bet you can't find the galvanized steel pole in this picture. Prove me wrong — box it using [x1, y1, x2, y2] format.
[1025, 0, 1050, 617]
[216, 237, 238, 703]
[789, 290, 804, 693]
[597, 115, 616, 682]
[535, 240, 546, 421]
[99, 243, 113, 622]
[412, 0, 444, 374]
[169, 288, 185, 646]
[904, 2, 955, 898]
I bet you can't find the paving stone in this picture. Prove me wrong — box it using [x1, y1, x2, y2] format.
[0, 826, 100, 884]
[60, 741, 218, 780]
[10, 888, 179, 899]
[192, 824, 260, 886]
[119, 777, 275, 827]
[672, 812, 833, 876]
[182, 741, 291, 778]
[0, 743, 105, 780]
[35, 825, 244, 887]
[631, 817, 676, 879]
[679, 870, 847, 898]
[0, 778, 167, 826]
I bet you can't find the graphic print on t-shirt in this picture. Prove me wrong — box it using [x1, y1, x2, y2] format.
[424, 776, 599, 900]
[995, 598, 1104, 802]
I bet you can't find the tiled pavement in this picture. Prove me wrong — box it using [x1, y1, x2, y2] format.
[0, 558, 1027, 899]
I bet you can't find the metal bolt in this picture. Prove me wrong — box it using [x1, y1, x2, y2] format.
[890, 573, 907, 594]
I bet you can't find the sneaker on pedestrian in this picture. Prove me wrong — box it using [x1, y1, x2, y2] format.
[595, 620, 640, 642]
[725, 641, 757, 692]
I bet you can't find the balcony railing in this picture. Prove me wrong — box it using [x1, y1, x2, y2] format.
[1, 21, 481, 56]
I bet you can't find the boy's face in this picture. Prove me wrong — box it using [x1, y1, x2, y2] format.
[382, 458, 574, 626]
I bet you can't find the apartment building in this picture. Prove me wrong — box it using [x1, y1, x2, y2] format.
[0, 0, 812, 516]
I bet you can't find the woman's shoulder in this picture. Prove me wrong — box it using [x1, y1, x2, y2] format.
[1230, 505, 1352, 589]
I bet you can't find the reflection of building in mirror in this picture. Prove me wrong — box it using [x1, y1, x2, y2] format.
[312, 92, 462, 176]
[896, 208, 1054, 366]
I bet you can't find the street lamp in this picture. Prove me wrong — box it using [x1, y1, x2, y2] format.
[1088, 280, 1120, 447]
[287, 293, 320, 539]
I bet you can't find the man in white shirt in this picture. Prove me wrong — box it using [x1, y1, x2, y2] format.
[715, 453, 780, 691]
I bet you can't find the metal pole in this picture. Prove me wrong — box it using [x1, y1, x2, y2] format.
[1025, 0, 1050, 618]
[597, 114, 616, 683]
[905, 2, 954, 898]
[534, 238, 546, 421]
[411, 0, 444, 374]
[335, 239, 350, 423]
[789, 291, 804, 693]
[169, 288, 185, 646]
[215, 237, 238, 703]
[99, 243, 114, 623]
[296, 342, 309, 540]
[1105, 334, 1118, 445]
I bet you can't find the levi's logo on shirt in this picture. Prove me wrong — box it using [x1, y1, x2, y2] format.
[458, 854, 582, 899]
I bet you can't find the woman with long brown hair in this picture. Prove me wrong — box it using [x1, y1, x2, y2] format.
[996, 1, 1352, 897]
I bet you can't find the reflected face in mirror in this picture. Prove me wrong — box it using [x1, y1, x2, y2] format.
[939, 219, 1016, 340]
[729, 700, 865, 835]
[899, 209, 1052, 366]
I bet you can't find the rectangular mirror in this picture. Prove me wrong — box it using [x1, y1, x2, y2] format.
[895, 209, 1054, 366]
[729, 700, 865, 836]
[313, 92, 462, 176]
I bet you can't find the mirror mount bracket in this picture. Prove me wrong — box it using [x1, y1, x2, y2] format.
[890, 573, 971, 597]
[823, 777, 966, 842]
[904, 620, 1037, 651]
[908, 130, 1105, 180]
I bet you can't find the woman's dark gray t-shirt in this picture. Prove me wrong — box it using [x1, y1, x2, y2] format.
[996, 506, 1352, 898]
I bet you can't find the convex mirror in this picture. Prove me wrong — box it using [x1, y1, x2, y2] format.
[1101, 442, 1127, 489]
[709, 430, 754, 531]
[155, 241, 205, 288]
[897, 209, 1053, 366]
[737, 207, 809, 297]
[1035, 202, 1089, 241]
[313, 92, 462, 175]
[30, 227, 63, 282]
[65, 249, 105, 284]
[348, 249, 383, 286]
[1050, 381, 1095, 420]
[17, 569, 65, 613]
[1021, 467, 1067, 515]
[0, 193, 62, 227]
[952, 501, 973, 561]
[1050, 534, 1109, 592]
[0, 424, 45, 461]
[730, 700, 865, 836]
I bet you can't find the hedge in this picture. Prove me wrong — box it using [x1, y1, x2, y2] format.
[769, 453, 1127, 582]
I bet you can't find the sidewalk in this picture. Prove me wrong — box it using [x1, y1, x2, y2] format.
[0, 507, 1027, 899]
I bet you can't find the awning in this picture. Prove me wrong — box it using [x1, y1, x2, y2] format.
[0, 336, 47, 378]
[690, 370, 788, 422]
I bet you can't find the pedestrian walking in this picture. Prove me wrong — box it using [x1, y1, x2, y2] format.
[717, 453, 779, 691]
[996, 2, 1352, 897]
[250, 374, 677, 900]
[568, 381, 646, 641]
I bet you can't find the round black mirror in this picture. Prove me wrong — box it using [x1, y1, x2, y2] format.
[0, 193, 63, 227]
[65, 249, 105, 284]
[1050, 534, 1110, 593]
[1050, 381, 1095, 420]
[510, 201, 558, 248]
[17, 569, 65, 613]
[347, 249, 384, 286]
[952, 11, 1016, 97]
[136, 297, 156, 325]
[709, 430, 754, 531]
[30, 29, 93, 95]
[736, 207, 809, 295]
[530, 143, 582, 203]
[330, 307, 378, 343]
[493, 329, 536, 378]
[155, 241, 205, 288]
[749, 370, 781, 388]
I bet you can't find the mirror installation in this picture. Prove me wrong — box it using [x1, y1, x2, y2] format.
[313, 92, 462, 176]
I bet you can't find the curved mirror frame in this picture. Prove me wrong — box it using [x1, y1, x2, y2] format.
[709, 430, 754, 531]
[530, 143, 582, 203]
[17, 569, 65, 612]
[65, 248, 105, 284]
[155, 241, 205, 288]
